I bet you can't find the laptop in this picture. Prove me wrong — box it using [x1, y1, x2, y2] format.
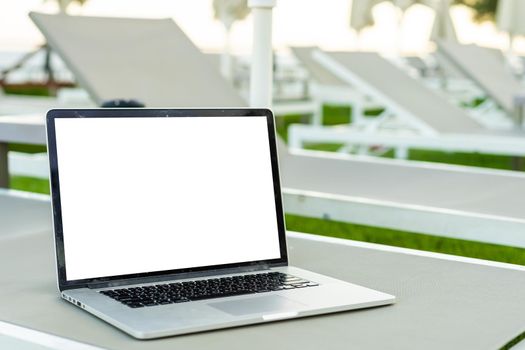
[46, 108, 395, 339]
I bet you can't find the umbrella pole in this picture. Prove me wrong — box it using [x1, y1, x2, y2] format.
[221, 28, 233, 81]
[248, 0, 276, 107]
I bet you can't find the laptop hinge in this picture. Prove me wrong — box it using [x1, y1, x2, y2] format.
[86, 263, 279, 290]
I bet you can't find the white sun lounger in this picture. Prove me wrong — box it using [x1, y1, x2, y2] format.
[291, 46, 486, 128]
[0, 189, 51, 237]
[291, 47, 346, 87]
[400, 53, 483, 105]
[28, 13, 314, 117]
[30, 14, 246, 107]
[293, 47, 462, 92]
[25, 12, 525, 246]
[437, 40, 525, 120]
[290, 46, 371, 125]
[289, 50, 525, 157]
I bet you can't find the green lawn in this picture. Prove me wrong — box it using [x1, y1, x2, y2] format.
[286, 215, 525, 266]
[9, 144, 50, 194]
[9, 143, 47, 154]
[10, 176, 50, 195]
[3, 85, 53, 97]
[407, 149, 525, 171]
[8, 104, 525, 268]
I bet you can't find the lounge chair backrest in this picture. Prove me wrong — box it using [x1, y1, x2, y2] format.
[291, 47, 346, 87]
[319, 51, 484, 134]
[30, 12, 292, 158]
[29, 13, 246, 107]
[431, 51, 466, 80]
[437, 41, 524, 114]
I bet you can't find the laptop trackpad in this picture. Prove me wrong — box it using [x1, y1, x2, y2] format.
[209, 295, 304, 316]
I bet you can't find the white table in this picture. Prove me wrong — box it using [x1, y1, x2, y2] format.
[1, 191, 525, 350]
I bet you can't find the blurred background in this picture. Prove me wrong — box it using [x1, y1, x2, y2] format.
[2, 0, 525, 266]
[1, 0, 522, 53]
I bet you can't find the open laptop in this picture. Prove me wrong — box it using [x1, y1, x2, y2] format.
[46, 108, 395, 339]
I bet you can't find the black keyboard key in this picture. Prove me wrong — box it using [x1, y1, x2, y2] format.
[174, 298, 190, 303]
[99, 272, 318, 308]
[128, 303, 144, 308]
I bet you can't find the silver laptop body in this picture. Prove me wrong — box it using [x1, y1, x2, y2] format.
[46, 108, 395, 339]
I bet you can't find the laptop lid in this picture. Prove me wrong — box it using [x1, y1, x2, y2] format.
[46, 109, 288, 291]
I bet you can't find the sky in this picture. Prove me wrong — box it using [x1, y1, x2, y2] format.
[0, 0, 520, 55]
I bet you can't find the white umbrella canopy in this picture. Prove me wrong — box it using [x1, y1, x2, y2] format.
[429, 0, 457, 42]
[392, 0, 421, 11]
[349, 0, 456, 42]
[496, 0, 525, 52]
[213, 0, 250, 30]
[44, 0, 88, 13]
[349, 0, 383, 32]
[213, 0, 250, 80]
[350, 0, 422, 53]
[497, 0, 525, 36]
[349, 0, 428, 33]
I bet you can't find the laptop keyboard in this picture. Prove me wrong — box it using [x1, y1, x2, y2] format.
[99, 272, 318, 308]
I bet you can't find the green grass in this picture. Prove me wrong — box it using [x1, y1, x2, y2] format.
[376, 148, 525, 171]
[9, 143, 47, 154]
[3, 85, 53, 97]
[304, 143, 345, 152]
[276, 104, 382, 152]
[407, 149, 525, 171]
[297, 145, 525, 171]
[370, 147, 525, 171]
[285, 214, 525, 266]
[321, 105, 351, 125]
[461, 96, 487, 109]
[276, 115, 343, 151]
[10, 176, 50, 195]
[276, 114, 304, 142]
[502, 333, 525, 350]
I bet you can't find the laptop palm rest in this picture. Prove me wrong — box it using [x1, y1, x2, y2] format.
[209, 295, 304, 316]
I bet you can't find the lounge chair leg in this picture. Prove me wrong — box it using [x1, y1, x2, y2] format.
[511, 156, 524, 171]
[312, 100, 323, 126]
[394, 147, 408, 160]
[0, 142, 9, 188]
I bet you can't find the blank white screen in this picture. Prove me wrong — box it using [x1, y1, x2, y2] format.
[55, 116, 281, 281]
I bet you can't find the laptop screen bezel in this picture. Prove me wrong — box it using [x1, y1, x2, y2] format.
[46, 108, 288, 291]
